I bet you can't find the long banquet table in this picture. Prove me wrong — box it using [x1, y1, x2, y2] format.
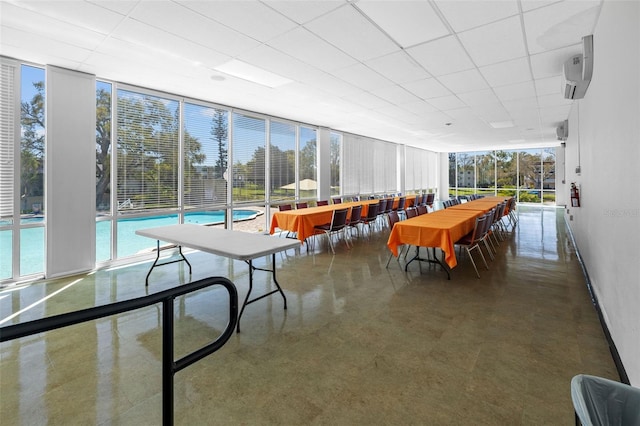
[386, 196, 512, 277]
[270, 197, 413, 243]
[447, 196, 512, 214]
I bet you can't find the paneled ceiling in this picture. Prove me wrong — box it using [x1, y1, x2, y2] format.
[0, 0, 602, 152]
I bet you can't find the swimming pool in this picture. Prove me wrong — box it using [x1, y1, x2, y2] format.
[0, 209, 262, 279]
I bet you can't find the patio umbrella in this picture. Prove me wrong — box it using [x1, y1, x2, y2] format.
[280, 179, 317, 191]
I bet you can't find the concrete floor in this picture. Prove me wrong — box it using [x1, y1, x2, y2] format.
[0, 206, 618, 425]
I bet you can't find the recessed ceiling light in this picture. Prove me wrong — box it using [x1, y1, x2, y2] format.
[214, 59, 292, 88]
[210, 75, 226, 81]
[489, 121, 514, 129]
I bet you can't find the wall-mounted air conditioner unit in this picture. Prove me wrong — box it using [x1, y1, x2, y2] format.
[563, 35, 593, 100]
[556, 119, 568, 141]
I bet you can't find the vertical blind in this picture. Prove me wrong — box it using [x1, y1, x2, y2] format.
[406, 146, 437, 192]
[344, 134, 401, 196]
[116, 90, 179, 212]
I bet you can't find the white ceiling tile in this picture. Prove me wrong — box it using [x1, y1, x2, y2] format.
[267, 27, 357, 72]
[530, 44, 581, 79]
[458, 16, 527, 67]
[400, 101, 438, 115]
[520, 1, 560, 13]
[305, 5, 399, 61]
[434, 0, 519, 32]
[299, 72, 361, 98]
[331, 63, 393, 91]
[458, 89, 501, 107]
[129, 1, 260, 57]
[113, 19, 231, 69]
[523, 1, 601, 54]
[178, 1, 298, 42]
[237, 44, 325, 83]
[9, 0, 125, 34]
[374, 105, 415, 121]
[370, 85, 421, 105]
[401, 78, 452, 100]
[502, 97, 539, 112]
[406, 36, 474, 76]
[342, 91, 393, 110]
[537, 93, 573, 108]
[535, 76, 563, 96]
[356, 0, 449, 48]
[266, 1, 344, 24]
[494, 81, 536, 102]
[539, 104, 572, 121]
[479, 57, 532, 87]
[473, 104, 511, 122]
[427, 95, 466, 111]
[1, 3, 108, 51]
[438, 69, 489, 94]
[1, 25, 92, 65]
[365, 51, 431, 84]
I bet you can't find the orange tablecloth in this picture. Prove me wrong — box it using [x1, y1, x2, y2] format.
[447, 197, 512, 214]
[386, 209, 482, 268]
[270, 197, 415, 243]
[270, 200, 379, 242]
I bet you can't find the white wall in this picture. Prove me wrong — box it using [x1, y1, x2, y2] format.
[563, 0, 640, 385]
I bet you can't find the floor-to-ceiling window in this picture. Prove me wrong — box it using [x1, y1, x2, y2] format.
[0, 62, 46, 281]
[330, 132, 341, 197]
[95, 80, 112, 263]
[269, 121, 296, 204]
[298, 126, 317, 201]
[449, 149, 556, 205]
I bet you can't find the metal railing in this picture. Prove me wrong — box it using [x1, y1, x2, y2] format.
[0, 276, 238, 426]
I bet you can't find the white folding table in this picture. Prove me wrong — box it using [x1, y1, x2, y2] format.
[136, 224, 300, 332]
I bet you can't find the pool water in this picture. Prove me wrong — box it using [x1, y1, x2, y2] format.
[1, 210, 260, 279]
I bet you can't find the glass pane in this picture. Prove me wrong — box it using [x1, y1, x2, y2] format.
[476, 151, 495, 191]
[232, 113, 265, 203]
[299, 126, 317, 199]
[496, 150, 517, 194]
[96, 81, 112, 214]
[269, 121, 295, 202]
[96, 220, 111, 262]
[116, 89, 180, 213]
[0, 229, 11, 279]
[518, 149, 542, 203]
[457, 152, 475, 189]
[20, 65, 45, 219]
[20, 227, 44, 275]
[448, 153, 456, 192]
[543, 148, 556, 190]
[183, 104, 228, 208]
[116, 214, 179, 258]
[330, 132, 341, 196]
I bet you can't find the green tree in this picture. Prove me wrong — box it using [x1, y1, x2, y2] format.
[330, 136, 340, 189]
[96, 87, 111, 210]
[211, 109, 228, 179]
[20, 81, 45, 212]
[116, 94, 183, 208]
[299, 139, 316, 180]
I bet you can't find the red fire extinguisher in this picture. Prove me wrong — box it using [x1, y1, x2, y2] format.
[570, 183, 580, 207]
